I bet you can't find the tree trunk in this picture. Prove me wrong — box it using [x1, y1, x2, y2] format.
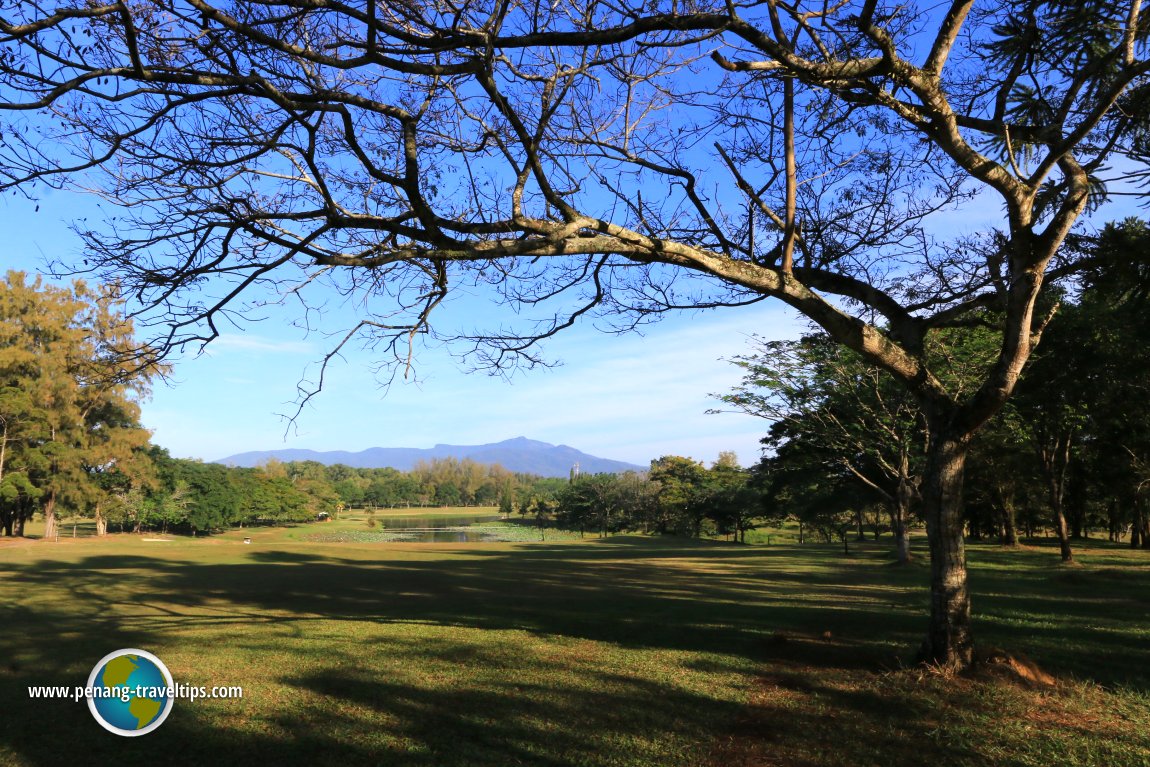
[892, 491, 912, 565]
[95, 503, 108, 537]
[998, 487, 1018, 547]
[891, 454, 917, 564]
[1140, 500, 1150, 550]
[1047, 469, 1073, 562]
[920, 434, 973, 669]
[1053, 501, 1073, 562]
[896, 523, 911, 564]
[1002, 511, 1017, 546]
[1069, 499, 1085, 539]
[1038, 431, 1074, 562]
[43, 490, 58, 541]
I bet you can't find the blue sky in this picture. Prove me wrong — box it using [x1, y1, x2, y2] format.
[1, 11, 1145, 474]
[3, 187, 806, 468]
[5, 170, 1142, 469]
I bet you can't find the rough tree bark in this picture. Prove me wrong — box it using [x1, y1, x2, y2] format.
[920, 430, 973, 666]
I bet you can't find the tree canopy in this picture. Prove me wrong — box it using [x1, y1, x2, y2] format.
[724, 334, 926, 562]
[0, 271, 158, 538]
[731, 219, 1150, 563]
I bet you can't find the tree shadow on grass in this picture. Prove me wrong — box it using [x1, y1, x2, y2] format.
[274, 666, 745, 767]
[3, 538, 1148, 766]
[2, 659, 753, 767]
[0, 540, 927, 766]
[959, 541, 1150, 689]
[710, 656, 1150, 767]
[0, 540, 929, 658]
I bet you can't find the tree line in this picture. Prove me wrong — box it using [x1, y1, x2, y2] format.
[0, 268, 763, 537]
[62, 445, 767, 539]
[725, 220, 1150, 565]
[0, 270, 567, 535]
[551, 453, 759, 540]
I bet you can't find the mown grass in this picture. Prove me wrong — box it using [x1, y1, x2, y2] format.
[1, 524, 1148, 767]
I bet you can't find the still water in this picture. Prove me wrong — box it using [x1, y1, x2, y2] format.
[378, 515, 508, 543]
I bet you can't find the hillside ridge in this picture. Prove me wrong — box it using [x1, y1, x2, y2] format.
[215, 436, 645, 477]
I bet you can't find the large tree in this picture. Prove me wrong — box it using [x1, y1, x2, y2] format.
[723, 334, 926, 563]
[0, 272, 157, 538]
[1, 1, 1147, 667]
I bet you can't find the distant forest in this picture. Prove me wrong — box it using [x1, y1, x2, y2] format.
[107, 450, 759, 543]
[5, 223, 1150, 558]
[107, 451, 573, 533]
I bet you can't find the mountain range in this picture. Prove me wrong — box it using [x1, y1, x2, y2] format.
[215, 436, 646, 478]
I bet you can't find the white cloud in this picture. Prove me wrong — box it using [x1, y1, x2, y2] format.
[207, 333, 315, 355]
[144, 293, 805, 466]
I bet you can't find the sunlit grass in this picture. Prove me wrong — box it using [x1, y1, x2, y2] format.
[1, 529, 1148, 766]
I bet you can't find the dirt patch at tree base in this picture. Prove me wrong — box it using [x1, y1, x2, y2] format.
[972, 647, 1057, 688]
[705, 637, 1106, 767]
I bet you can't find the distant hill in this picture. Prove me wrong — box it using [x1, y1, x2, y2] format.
[215, 436, 646, 478]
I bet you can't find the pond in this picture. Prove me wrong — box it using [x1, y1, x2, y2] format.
[305, 514, 549, 543]
[378, 515, 508, 543]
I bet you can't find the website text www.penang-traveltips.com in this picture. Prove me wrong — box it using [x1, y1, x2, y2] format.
[27, 683, 244, 703]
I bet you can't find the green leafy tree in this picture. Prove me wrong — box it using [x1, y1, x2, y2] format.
[146, 480, 192, 534]
[703, 453, 761, 544]
[965, 404, 1044, 546]
[498, 489, 515, 518]
[1019, 220, 1150, 550]
[724, 336, 925, 562]
[0, 272, 158, 537]
[648, 456, 712, 537]
[555, 473, 635, 537]
[331, 474, 368, 508]
[752, 402, 876, 546]
[1013, 321, 1089, 562]
[169, 460, 241, 532]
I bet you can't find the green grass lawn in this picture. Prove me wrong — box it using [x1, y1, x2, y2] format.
[1, 525, 1148, 766]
